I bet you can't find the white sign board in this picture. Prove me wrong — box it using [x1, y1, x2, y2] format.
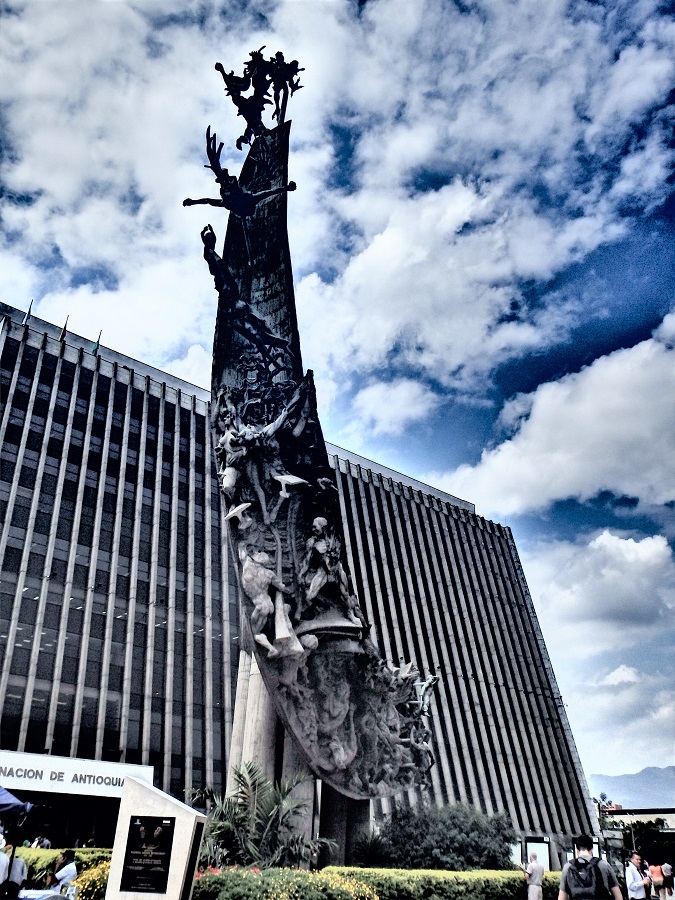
[106, 777, 206, 900]
[0, 750, 153, 798]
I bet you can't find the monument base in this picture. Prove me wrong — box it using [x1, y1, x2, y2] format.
[106, 776, 205, 900]
[318, 782, 371, 866]
[227, 646, 371, 866]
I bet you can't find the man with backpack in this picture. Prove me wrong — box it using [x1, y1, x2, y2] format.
[559, 835, 622, 900]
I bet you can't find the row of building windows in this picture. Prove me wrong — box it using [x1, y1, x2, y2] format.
[0, 332, 237, 796]
[0, 317, 593, 834]
[334, 461, 593, 836]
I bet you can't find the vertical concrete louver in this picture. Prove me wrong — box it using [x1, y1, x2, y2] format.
[0, 303, 597, 840]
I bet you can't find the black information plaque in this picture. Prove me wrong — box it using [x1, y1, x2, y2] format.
[120, 816, 176, 893]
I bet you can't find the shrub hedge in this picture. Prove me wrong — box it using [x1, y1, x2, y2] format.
[11, 852, 567, 900]
[73, 861, 111, 900]
[194, 867, 379, 899]
[325, 866, 562, 900]
[13, 848, 112, 886]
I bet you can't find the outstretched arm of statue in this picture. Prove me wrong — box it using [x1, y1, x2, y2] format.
[183, 197, 224, 207]
[200, 224, 240, 299]
[251, 181, 296, 203]
[260, 381, 307, 438]
[262, 377, 307, 439]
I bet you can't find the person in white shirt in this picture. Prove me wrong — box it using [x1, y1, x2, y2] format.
[626, 851, 651, 900]
[526, 852, 546, 900]
[48, 850, 77, 892]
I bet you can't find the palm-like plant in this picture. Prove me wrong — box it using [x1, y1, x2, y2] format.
[191, 761, 333, 869]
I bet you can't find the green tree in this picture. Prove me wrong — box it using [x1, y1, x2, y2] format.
[353, 802, 517, 871]
[190, 761, 332, 869]
[621, 818, 674, 863]
[594, 794, 613, 830]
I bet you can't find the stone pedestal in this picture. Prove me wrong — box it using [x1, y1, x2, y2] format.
[345, 795, 371, 864]
[281, 734, 316, 843]
[106, 776, 206, 900]
[228, 649, 278, 789]
[227, 649, 372, 867]
[226, 649, 251, 792]
[318, 782, 371, 866]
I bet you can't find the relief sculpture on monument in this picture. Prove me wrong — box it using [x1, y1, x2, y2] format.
[184, 49, 439, 800]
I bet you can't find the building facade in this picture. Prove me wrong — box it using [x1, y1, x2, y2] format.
[0, 302, 598, 850]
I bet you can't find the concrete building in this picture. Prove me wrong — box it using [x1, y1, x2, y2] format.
[0, 302, 598, 857]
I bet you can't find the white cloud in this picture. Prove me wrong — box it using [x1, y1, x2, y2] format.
[597, 665, 640, 687]
[292, 0, 674, 400]
[610, 127, 675, 209]
[348, 378, 443, 438]
[32, 254, 217, 371]
[566, 675, 674, 775]
[525, 530, 675, 650]
[167, 343, 211, 388]
[297, 181, 592, 394]
[2, 0, 673, 421]
[429, 318, 675, 516]
[522, 529, 675, 774]
[586, 35, 675, 146]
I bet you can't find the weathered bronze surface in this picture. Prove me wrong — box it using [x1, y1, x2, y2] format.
[186, 52, 436, 798]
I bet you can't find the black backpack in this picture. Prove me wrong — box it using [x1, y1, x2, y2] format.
[566, 858, 610, 900]
[0, 845, 20, 900]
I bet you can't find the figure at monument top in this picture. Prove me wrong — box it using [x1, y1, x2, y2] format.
[214, 47, 304, 148]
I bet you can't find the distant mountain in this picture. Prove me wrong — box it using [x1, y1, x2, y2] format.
[587, 766, 675, 809]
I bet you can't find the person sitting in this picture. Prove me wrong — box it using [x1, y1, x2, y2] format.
[47, 850, 77, 892]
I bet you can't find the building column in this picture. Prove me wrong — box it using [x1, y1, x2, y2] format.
[225, 647, 251, 793]
[345, 797, 371, 865]
[319, 783, 371, 866]
[281, 733, 315, 846]
[238, 651, 278, 782]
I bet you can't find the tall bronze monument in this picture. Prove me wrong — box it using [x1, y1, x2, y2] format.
[184, 50, 437, 816]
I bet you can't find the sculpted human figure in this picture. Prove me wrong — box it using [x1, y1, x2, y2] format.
[297, 516, 328, 615]
[184, 128, 296, 217]
[296, 518, 366, 627]
[199, 224, 291, 370]
[243, 47, 272, 97]
[239, 545, 305, 659]
[215, 425, 245, 499]
[184, 125, 296, 266]
[323, 706, 357, 773]
[213, 49, 303, 140]
[269, 51, 304, 123]
[318, 536, 367, 628]
[230, 382, 309, 524]
[211, 388, 246, 500]
[409, 722, 435, 780]
[214, 63, 270, 150]
[416, 673, 440, 717]
[239, 545, 287, 656]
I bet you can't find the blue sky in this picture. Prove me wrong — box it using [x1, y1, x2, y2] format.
[1, 0, 673, 783]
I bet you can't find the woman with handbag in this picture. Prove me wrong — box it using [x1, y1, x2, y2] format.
[649, 862, 668, 900]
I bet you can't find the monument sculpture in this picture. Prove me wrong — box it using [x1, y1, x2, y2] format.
[184, 49, 438, 800]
